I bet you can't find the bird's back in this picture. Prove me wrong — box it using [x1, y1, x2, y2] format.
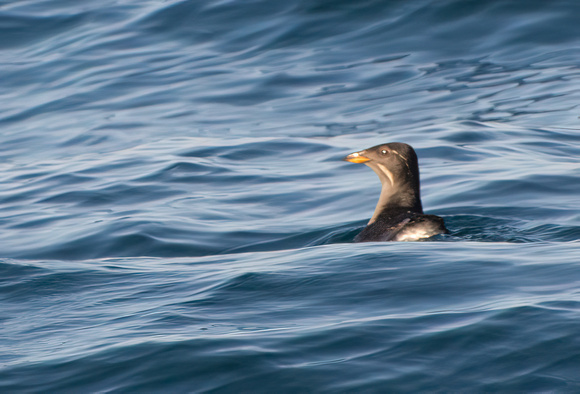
[354, 210, 447, 242]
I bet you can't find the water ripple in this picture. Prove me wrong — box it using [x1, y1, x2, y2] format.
[2, 0, 580, 391]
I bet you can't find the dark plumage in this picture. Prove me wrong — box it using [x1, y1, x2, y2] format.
[344, 142, 447, 242]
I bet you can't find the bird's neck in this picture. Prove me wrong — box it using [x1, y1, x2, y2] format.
[368, 182, 423, 225]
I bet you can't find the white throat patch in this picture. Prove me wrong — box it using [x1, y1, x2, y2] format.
[376, 163, 395, 187]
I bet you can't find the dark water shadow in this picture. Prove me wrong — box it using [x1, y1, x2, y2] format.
[219, 214, 552, 257]
[219, 223, 362, 255]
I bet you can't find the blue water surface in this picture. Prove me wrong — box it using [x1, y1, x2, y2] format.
[1, 0, 580, 392]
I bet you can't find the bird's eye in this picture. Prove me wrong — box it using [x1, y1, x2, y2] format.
[381, 149, 388, 155]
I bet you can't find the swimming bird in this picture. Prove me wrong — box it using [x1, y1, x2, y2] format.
[344, 142, 447, 242]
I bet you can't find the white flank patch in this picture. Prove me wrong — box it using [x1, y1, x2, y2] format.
[396, 230, 432, 242]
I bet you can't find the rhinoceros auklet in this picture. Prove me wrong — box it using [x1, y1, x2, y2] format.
[344, 142, 447, 242]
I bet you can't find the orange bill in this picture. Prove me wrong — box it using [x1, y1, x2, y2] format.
[344, 152, 370, 163]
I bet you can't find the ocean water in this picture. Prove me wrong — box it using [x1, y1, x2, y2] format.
[1, 0, 580, 392]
